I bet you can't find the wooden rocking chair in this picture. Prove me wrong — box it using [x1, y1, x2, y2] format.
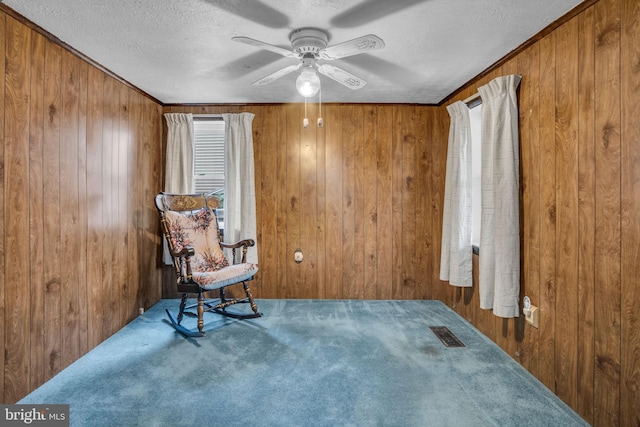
[155, 192, 261, 337]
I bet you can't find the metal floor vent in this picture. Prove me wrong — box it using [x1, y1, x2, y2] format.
[430, 326, 465, 348]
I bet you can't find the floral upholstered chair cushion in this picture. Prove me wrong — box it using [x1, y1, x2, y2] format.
[164, 208, 258, 290]
[165, 208, 229, 270]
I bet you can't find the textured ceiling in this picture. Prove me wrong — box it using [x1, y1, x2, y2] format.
[2, 0, 583, 104]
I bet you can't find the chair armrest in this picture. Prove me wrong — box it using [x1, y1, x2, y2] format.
[169, 246, 195, 258]
[220, 239, 255, 250]
[169, 245, 195, 282]
[220, 239, 255, 264]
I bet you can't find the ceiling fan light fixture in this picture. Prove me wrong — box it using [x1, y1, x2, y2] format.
[296, 67, 321, 98]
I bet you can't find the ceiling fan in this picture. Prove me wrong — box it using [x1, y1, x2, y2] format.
[232, 28, 385, 96]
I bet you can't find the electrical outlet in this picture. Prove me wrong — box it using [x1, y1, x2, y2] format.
[525, 305, 539, 328]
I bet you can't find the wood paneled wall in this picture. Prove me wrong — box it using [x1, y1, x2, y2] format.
[165, 104, 450, 302]
[0, 11, 164, 403]
[445, 0, 639, 425]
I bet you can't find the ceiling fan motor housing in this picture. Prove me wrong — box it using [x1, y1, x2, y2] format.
[290, 28, 329, 58]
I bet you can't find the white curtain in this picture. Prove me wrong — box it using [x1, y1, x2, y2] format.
[222, 113, 258, 265]
[164, 113, 195, 194]
[440, 101, 473, 287]
[478, 74, 522, 318]
[162, 113, 195, 264]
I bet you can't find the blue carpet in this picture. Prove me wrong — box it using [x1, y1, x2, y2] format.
[20, 299, 587, 426]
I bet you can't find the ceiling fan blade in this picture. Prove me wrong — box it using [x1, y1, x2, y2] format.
[232, 36, 297, 59]
[317, 64, 367, 90]
[318, 35, 385, 60]
[253, 63, 301, 86]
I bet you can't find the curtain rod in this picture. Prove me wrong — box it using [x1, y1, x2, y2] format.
[193, 114, 223, 119]
[447, 92, 481, 108]
[463, 92, 481, 104]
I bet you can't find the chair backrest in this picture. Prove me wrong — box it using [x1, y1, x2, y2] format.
[155, 193, 229, 275]
[155, 193, 219, 213]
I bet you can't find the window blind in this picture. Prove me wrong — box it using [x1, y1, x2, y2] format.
[193, 119, 225, 194]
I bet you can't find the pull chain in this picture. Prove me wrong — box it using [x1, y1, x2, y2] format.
[303, 97, 309, 128]
[317, 87, 323, 127]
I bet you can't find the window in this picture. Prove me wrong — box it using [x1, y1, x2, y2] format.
[193, 117, 225, 225]
[469, 103, 482, 250]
